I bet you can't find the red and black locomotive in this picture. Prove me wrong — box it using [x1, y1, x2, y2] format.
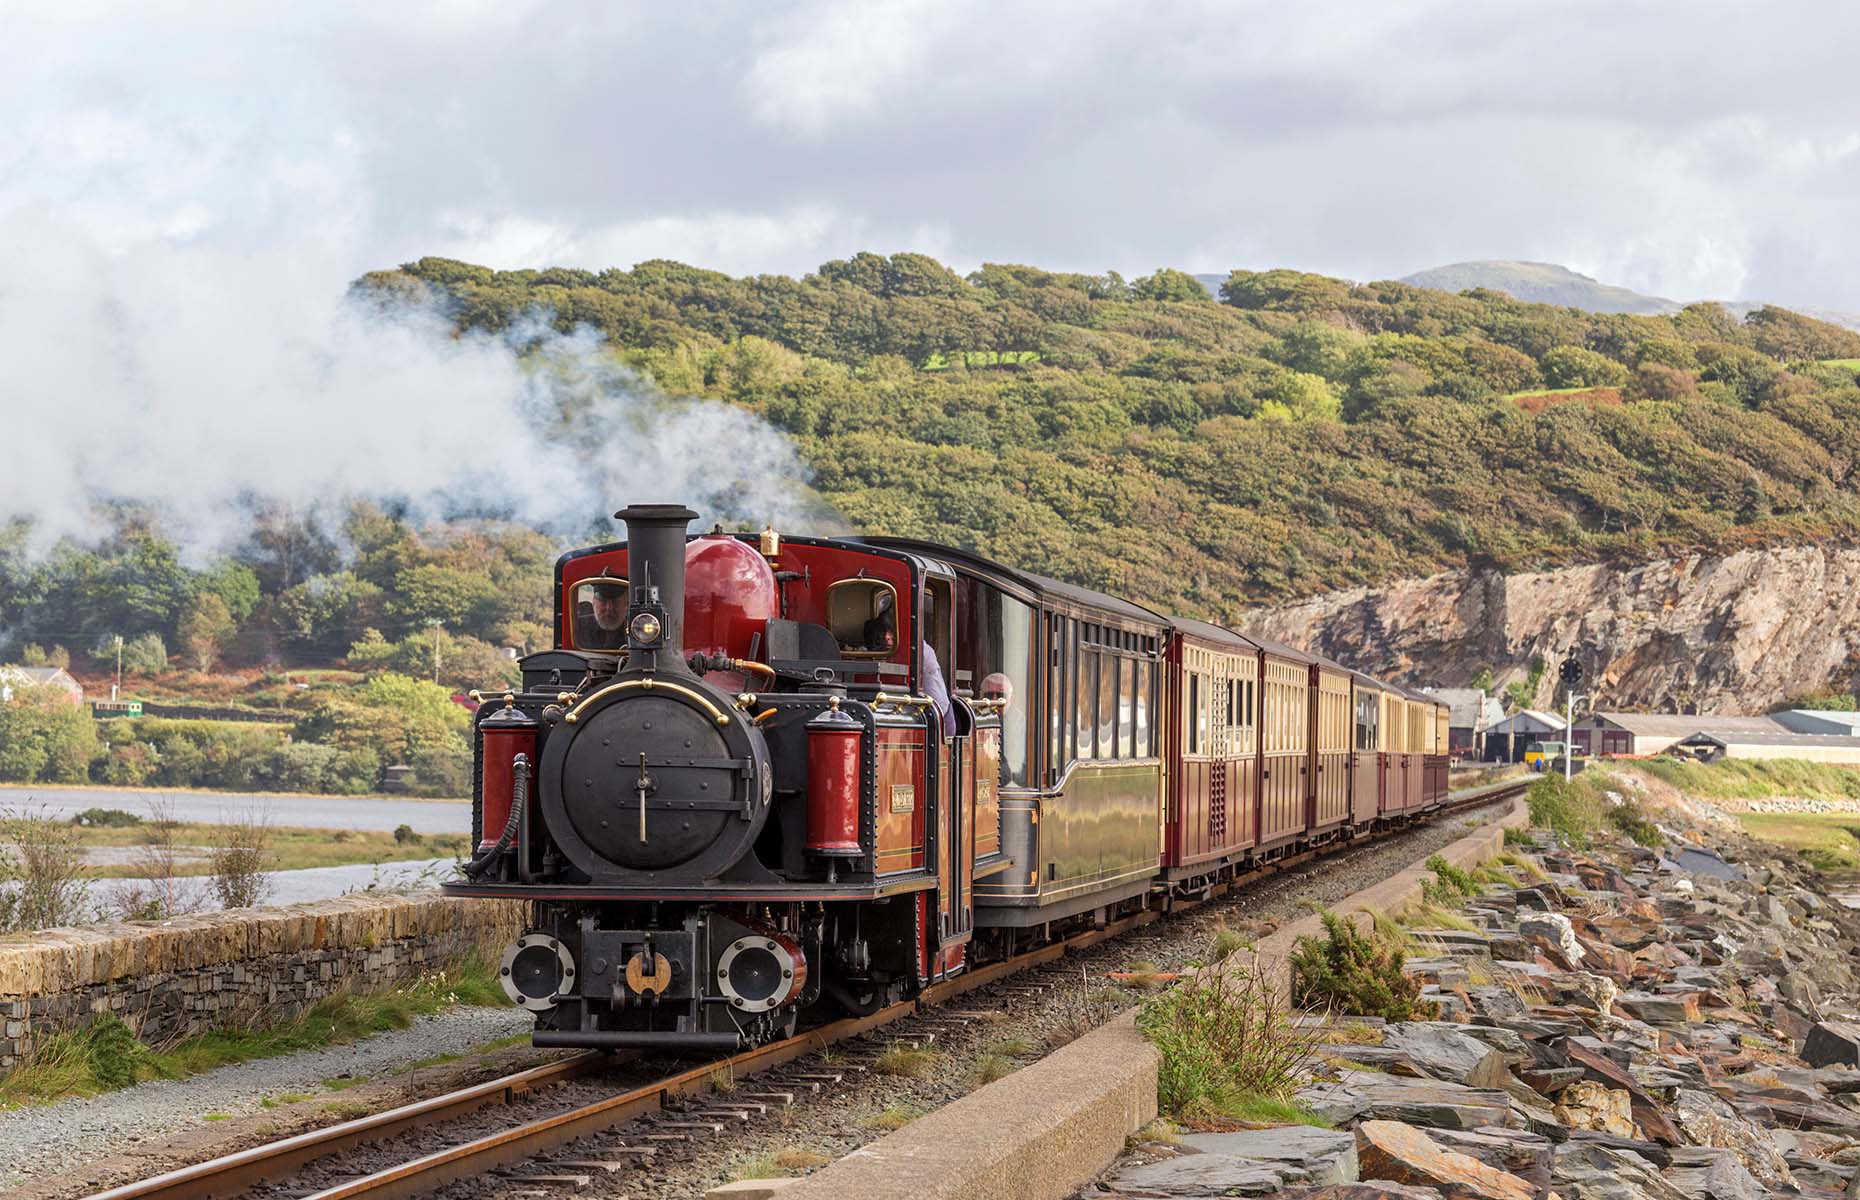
[443, 503, 1448, 1052]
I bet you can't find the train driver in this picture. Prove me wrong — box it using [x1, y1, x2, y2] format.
[862, 589, 897, 652]
[577, 580, 628, 651]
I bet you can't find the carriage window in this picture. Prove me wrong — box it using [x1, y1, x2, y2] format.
[1134, 660, 1151, 758]
[958, 582, 1034, 786]
[1049, 616, 1068, 782]
[1187, 673, 1199, 755]
[1118, 656, 1137, 758]
[1077, 649, 1097, 760]
[826, 578, 899, 658]
[1098, 652, 1117, 758]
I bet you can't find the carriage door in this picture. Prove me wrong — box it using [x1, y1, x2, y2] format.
[923, 572, 972, 950]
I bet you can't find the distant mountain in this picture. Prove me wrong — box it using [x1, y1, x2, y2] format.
[1196, 261, 1860, 332]
[1400, 260, 1679, 315]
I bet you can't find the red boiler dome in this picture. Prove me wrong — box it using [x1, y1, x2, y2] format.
[684, 535, 778, 665]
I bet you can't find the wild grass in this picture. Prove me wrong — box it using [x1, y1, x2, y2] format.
[1323, 1020, 1385, 1046]
[1495, 851, 1549, 881]
[0, 805, 92, 931]
[1290, 910, 1438, 1022]
[0, 956, 503, 1105]
[1209, 926, 1249, 963]
[1137, 951, 1320, 1122]
[207, 811, 276, 909]
[1390, 899, 1478, 932]
[969, 1052, 1014, 1086]
[872, 1043, 938, 1079]
[1046, 967, 1125, 1051]
[1503, 826, 1535, 847]
[736, 1147, 832, 1178]
[860, 1102, 923, 1131]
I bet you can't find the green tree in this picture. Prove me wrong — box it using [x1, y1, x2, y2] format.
[1540, 345, 1629, 390]
[177, 593, 236, 672]
[119, 633, 168, 675]
[0, 689, 99, 783]
[1130, 269, 1209, 303]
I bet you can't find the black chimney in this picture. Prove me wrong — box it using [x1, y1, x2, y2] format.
[615, 503, 697, 659]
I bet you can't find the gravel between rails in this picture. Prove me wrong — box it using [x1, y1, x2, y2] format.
[0, 1004, 534, 1195]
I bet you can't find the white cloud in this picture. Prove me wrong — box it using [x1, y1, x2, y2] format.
[742, 0, 954, 137]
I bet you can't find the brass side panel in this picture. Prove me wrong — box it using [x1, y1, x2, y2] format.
[874, 728, 925, 874]
[976, 762, 1160, 906]
[974, 722, 1003, 860]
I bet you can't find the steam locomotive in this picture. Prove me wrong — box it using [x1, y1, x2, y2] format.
[442, 504, 1449, 1052]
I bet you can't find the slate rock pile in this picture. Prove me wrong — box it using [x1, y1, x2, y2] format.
[1087, 815, 1860, 1200]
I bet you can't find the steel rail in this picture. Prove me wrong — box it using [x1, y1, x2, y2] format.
[83, 1053, 615, 1200]
[82, 777, 1527, 1200]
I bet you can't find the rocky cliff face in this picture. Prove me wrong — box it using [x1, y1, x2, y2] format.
[1239, 544, 1860, 713]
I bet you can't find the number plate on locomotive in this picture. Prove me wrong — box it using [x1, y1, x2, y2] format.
[889, 784, 916, 813]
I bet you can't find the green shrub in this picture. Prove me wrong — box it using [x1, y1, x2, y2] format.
[1290, 910, 1439, 1022]
[72, 808, 143, 828]
[1606, 799, 1665, 847]
[1526, 773, 1605, 844]
[1503, 827, 1533, 846]
[1137, 954, 1319, 1120]
[1425, 854, 1478, 897]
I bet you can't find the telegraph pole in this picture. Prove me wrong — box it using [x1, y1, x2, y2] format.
[112, 634, 123, 702]
[429, 620, 443, 684]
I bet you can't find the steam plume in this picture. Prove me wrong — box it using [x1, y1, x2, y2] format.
[0, 210, 829, 556]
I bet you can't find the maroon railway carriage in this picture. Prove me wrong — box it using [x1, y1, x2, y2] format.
[447, 505, 1454, 1054]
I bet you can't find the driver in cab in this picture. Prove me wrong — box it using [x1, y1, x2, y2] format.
[577, 580, 628, 651]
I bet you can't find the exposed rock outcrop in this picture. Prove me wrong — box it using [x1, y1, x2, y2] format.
[1240, 544, 1860, 712]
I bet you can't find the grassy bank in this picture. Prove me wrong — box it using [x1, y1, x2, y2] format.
[39, 818, 471, 878]
[1632, 757, 1860, 803]
[0, 956, 506, 1106]
[1732, 811, 1860, 870]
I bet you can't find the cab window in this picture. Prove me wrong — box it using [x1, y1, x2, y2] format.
[827, 578, 898, 658]
[570, 576, 628, 651]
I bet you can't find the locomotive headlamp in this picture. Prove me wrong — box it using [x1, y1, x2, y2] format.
[628, 612, 663, 645]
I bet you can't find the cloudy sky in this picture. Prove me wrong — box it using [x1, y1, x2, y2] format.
[4, 0, 1859, 306]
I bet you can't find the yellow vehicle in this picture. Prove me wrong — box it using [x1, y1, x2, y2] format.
[1522, 740, 1567, 772]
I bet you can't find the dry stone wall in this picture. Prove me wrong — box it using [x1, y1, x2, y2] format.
[0, 891, 528, 1069]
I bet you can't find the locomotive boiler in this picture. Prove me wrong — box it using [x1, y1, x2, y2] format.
[445, 501, 1452, 1053]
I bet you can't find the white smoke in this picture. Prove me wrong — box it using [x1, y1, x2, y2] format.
[0, 210, 831, 556]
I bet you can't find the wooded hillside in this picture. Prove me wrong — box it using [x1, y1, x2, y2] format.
[367, 255, 1860, 620]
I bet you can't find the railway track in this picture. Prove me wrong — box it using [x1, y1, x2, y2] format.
[85, 775, 1528, 1200]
